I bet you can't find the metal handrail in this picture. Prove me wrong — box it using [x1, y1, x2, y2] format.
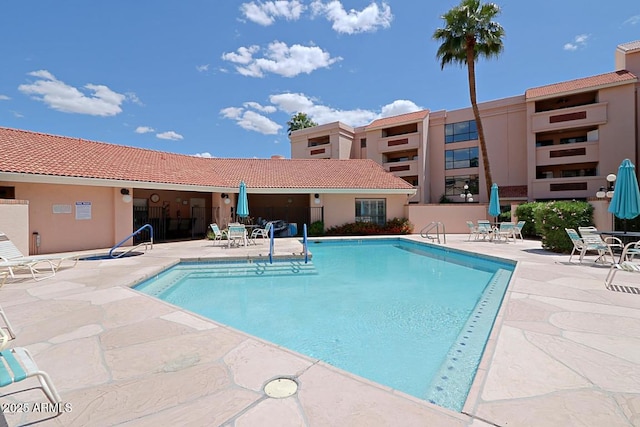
[303, 223, 308, 264]
[420, 221, 446, 244]
[268, 223, 274, 264]
[109, 224, 154, 258]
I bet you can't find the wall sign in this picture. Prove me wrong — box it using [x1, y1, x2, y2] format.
[75, 201, 92, 220]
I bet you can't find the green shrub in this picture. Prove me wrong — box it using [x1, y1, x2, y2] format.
[498, 211, 511, 222]
[308, 221, 324, 236]
[325, 217, 413, 236]
[515, 202, 546, 237]
[535, 200, 593, 253]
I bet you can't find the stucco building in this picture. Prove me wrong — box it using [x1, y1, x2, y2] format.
[290, 41, 640, 208]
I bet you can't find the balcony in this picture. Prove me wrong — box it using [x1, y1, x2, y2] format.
[383, 159, 418, 176]
[306, 145, 331, 158]
[377, 133, 420, 153]
[536, 141, 599, 166]
[531, 102, 607, 133]
[530, 176, 603, 200]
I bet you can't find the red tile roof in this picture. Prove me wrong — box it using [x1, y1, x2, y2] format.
[0, 127, 414, 192]
[618, 40, 640, 52]
[366, 109, 429, 129]
[525, 70, 637, 99]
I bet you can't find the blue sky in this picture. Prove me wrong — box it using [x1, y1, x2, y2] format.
[1, 1, 639, 159]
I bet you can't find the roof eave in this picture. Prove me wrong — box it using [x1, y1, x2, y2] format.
[526, 79, 637, 101]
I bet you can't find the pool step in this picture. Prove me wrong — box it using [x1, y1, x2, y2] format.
[182, 261, 318, 278]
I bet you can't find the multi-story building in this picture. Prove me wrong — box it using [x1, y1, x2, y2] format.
[290, 41, 640, 206]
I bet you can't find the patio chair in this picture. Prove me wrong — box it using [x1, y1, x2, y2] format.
[579, 226, 623, 263]
[0, 232, 78, 280]
[513, 220, 525, 241]
[465, 221, 479, 241]
[250, 221, 273, 244]
[605, 240, 640, 288]
[476, 220, 493, 240]
[227, 224, 247, 248]
[209, 223, 227, 246]
[0, 346, 62, 405]
[495, 222, 515, 243]
[565, 228, 615, 264]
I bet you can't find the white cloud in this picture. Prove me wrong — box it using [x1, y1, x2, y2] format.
[126, 92, 143, 106]
[222, 92, 422, 135]
[563, 34, 589, 51]
[220, 104, 282, 135]
[18, 70, 126, 116]
[156, 131, 184, 141]
[379, 100, 421, 118]
[222, 41, 341, 78]
[243, 101, 277, 113]
[193, 152, 214, 158]
[241, 1, 304, 25]
[135, 126, 155, 134]
[311, 1, 392, 34]
[196, 64, 209, 72]
[11, 111, 24, 118]
[623, 15, 640, 25]
[0, 95, 10, 101]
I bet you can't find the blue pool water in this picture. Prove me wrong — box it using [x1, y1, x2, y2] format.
[135, 238, 514, 411]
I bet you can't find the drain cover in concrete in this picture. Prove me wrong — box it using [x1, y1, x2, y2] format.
[264, 378, 298, 398]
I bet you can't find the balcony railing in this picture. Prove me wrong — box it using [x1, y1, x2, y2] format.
[535, 141, 599, 166]
[531, 102, 607, 133]
[377, 133, 420, 153]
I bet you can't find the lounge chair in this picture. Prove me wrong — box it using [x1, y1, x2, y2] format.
[0, 347, 62, 405]
[495, 222, 515, 243]
[565, 228, 616, 264]
[208, 223, 227, 246]
[605, 240, 640, 288]
[0, 233, 78, 281]
[465, 221, 479, 241]
[578, 226, 623, 263]
[250, 221, 273, 244]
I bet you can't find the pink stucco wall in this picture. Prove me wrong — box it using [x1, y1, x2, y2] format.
[407, 204, 492, 235]
[1, 182, 132, 254]
[321, 193, 409, 229]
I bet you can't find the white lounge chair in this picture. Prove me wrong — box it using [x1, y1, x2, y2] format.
[565, 228, 615, 264]
[0, 347, 62, 405]
[605, 240, 640, 288]
[0, 233, 78, 280]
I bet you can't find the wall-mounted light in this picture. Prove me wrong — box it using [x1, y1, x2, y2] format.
[314, 193, 321, 205]
[221, 193, 231, 204]
[120, 188, 132, 203]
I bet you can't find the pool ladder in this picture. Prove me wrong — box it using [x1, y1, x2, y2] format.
[420, 221, 446, 244]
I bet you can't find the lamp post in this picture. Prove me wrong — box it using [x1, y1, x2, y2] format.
[596, 173, 616, 229]
[460, 182, 473, 203]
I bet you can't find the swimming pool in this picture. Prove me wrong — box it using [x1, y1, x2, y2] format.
[135, 238, 514, 411]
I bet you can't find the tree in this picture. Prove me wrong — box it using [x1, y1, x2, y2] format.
[433, 0, 504, 200]
[287, 112, 318, 136]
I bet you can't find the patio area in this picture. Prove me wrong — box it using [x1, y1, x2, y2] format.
[0, 234, 639, 426]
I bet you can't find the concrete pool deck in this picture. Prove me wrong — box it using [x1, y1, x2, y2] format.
[0, 234, 639, 426]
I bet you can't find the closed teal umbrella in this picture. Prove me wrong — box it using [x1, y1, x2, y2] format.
[237, 181, 249, 219]
[608, 159, 640, 230]
[488, 183, 500, 222]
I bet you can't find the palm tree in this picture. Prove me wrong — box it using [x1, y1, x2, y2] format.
[287, 112, 318, 136]
[433, 0, 504, 200]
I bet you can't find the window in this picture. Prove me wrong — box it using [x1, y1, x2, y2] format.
[0, 187, 15, 199]
[445, 147, 479, 169]
[360, 138, 367, 148]
[445, 120, 477, 143]
[444, 175, 479, 197]
[355, 199, 386, 225]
